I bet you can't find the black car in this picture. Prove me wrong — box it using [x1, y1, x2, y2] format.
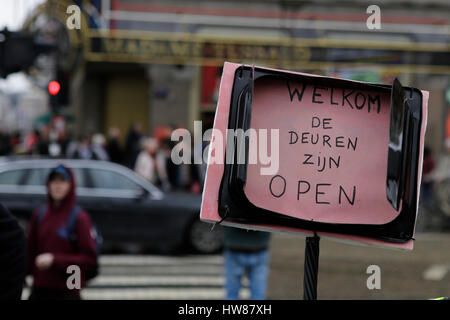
[0, 157, 223, 254]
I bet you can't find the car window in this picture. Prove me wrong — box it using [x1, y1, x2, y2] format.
[72, 168, 87, 188]
[0, 169, 25, 185]
[25, 167, 87, 188]
[88, 168, 141, 190]
[26, 168, 50, 186]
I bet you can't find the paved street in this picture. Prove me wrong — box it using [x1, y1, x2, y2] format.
[267, 232, 450, 300]
[23, 254, 249, 300]
[22, 232, 450, 300]
[82, 255, 249, 300]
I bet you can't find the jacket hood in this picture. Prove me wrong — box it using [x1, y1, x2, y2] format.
[46, 165, 76, 213]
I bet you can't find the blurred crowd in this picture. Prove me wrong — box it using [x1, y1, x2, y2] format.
[0, 118, 448, 202]
[0, 121, 205, 194]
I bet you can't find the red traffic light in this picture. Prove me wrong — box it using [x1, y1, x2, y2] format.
[48, 80, 60, 95]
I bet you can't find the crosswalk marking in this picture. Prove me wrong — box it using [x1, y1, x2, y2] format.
[423, 264, 449, 281]
[23, 254, 252, 300]
[89, 275, 224, 286]
[101, 265, 223, 276]
[99, 255, 224, 266]
[82, 288, 249, 300]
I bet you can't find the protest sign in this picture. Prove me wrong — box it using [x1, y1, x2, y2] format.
[201, 62, 428, 250]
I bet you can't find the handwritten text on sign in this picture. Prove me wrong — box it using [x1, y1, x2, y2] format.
[243, 77, 399, 225]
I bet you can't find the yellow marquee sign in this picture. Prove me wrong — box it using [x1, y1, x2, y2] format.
[85, 31, 311, 68]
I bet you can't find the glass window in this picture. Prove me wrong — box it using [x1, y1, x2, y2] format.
[89, 169, 141, 190]
[0, 170, 25, 185]
[26, 168, 50, 186]
[73, 168, 86, 188]
[25, 167, 87, 188]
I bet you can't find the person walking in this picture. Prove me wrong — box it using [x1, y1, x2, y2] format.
[155, 138, 174, 191]
[91, 133, 110, 161]
[106, 127, 124, 164]
[66, 135, 93, 160]
[134, 138, 158, 184]
[421, 146, 436, 205]
[125, 122, 143, 168]
[223, 226, 271, 300]
[26, 165, 97, 300]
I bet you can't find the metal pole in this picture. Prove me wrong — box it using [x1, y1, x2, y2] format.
[303, 234, 320, 300]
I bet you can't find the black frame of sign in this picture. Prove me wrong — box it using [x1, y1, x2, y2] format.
[217, 65, 424, 243]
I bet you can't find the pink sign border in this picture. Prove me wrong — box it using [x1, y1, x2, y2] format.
[200, 62, 428, 251]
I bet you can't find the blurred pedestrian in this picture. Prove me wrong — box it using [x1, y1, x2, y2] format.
[37, 125, 50, 156]
[47, 130, 63, 158]
[67, 135, 92, 159]
[106, 127, 124, 164]
[26, 165, 97, 300]
[189, 138, 205, 193]
[135, 138, 158, 184]
[91, 133, 109, 161]
[0, 131, 12, 156]
[10, 131, 21, 154]
[154, 125, 172, 145]
[223, 227, 271, 300]
[199, 137, 211, 186]
[125, 122, 143, 168]
[155, 138, 174, 191]
[421, 146, 436, 204]
[0, 203, 26, 300]
[24, 129, 41, 155]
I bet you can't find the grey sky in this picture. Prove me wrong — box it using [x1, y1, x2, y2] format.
[0, 0, 45, 31]
[0, 0, 45, 92]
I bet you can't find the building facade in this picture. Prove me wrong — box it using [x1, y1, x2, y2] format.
[23, 0, 450, 154]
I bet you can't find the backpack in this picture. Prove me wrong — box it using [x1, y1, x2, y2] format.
[36, 205, 102, 281]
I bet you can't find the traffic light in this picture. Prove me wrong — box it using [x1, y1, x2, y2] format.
[48, 69, 70, 109]
[0, 28, 55, 78]
[48, 81, 61, 96]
